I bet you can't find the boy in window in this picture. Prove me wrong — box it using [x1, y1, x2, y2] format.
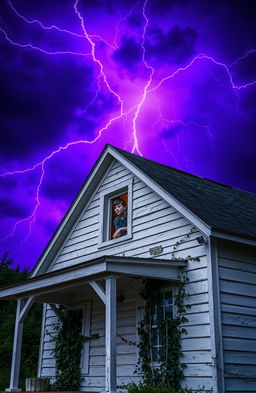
[112, 198, 127, 238]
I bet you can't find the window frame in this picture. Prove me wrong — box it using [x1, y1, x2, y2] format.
[98, 179, 133, 248]
[150, 287, 175, 365]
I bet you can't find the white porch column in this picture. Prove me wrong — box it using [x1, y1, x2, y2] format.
[6, 296, 35, 392]
[105, 277, 117, 393]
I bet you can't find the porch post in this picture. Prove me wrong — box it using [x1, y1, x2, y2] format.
[105, 277, 117, 393]
[6, 296, 35, 392]
[6, 299, 23, 392]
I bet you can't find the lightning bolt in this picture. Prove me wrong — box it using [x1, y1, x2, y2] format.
[0, 27, 90, 56]
[131, 0, 153, 155]
[1, 0, 256, 252]
[0, 0, 139, 244]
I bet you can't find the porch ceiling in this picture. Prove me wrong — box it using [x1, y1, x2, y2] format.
[0, 256, 187, 303]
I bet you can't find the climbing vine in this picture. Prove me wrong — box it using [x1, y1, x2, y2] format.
[171, 226, 202, 262]
[135, 277, 189, 390]
[51, 306, 99, 391]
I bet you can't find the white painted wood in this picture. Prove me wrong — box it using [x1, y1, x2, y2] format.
[37, 303, 47, 377]
[105, 277, 117, 393]
[218, 240, 256, 393]
[6, 300, 23, 392]
[89, 281, 106, 304]
[6, 297, 36, 391]
[108, 147, 211, 237]
[181, 377, 213, 391]
[19, 296, 35, 322]
[207, 237, 225, 393]
[27, 157, 211, 392]
[81, 301, 91, 375]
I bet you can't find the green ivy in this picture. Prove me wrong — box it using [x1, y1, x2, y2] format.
[51, 307, 99, 391]
[135, 278, 189, 390]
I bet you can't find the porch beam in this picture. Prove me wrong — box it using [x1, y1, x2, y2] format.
[19, 296, 35, 322]
[89, 280, 106, 304]
[6, 296, 36, 392]
[105, 277, 117, 393]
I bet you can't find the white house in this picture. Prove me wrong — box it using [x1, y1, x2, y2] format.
[1, 145, 256, 393]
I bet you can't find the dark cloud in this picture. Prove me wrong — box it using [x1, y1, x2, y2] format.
[127, 14, 144, 28]
[0, 0, 255, 271]
[148, 0, 189, 15]
[41, 153, 86, 201]
[145, 26, 197, 66]
[112, 36, 143, 71]
[0, 42, 95, 159]
[0, 198, 30, 218]
[231, 52, 256, 86]
[86, 92, 120, 118]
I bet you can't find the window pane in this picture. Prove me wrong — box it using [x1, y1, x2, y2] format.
[152, 304, 158, 324]
[152, 346, 159, 363]
[150, 288, 173, 365]
[152, 329, 158, 346]
[68, 309, 83, 332]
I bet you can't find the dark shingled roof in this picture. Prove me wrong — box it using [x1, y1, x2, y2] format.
[112, 146, 256, 240]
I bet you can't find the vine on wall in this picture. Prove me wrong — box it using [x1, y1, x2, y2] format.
[51, 306, 99, 391]
[135, 277, 189, 391]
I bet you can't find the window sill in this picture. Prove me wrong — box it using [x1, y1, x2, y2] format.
[98, 233, 133, 249]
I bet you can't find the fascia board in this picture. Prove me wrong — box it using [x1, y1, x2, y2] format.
[31, 147, 115, 277]
[210, 229, 256, 247]
[0, 256, 186, 300]
[1, 261, 107, 299]
[106, 260, 185, 280]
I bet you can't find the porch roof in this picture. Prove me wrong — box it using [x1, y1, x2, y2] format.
[0, 256, 187, 302]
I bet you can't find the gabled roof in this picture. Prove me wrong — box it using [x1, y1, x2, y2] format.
[31, 144, 256, 277]
[112, 146, 256, 240]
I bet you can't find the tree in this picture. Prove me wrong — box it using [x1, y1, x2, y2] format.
[0, 253, 43, 390]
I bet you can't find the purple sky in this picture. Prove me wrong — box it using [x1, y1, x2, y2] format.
[0, 0, 256, 270]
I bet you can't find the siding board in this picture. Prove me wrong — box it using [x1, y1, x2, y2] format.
[218, 241, 256, 393]
[40, 160, 211, 392]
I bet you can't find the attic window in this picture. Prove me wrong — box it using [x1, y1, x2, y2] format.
[98, 179, 133, 247]
[110, 192, 128, 239]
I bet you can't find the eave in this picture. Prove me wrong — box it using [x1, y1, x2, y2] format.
[0, 256, 187, 302]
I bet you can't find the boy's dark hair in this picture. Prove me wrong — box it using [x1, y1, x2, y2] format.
[113, 198, 126, 207]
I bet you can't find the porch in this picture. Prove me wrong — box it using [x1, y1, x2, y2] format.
[0, 255, 186, 393]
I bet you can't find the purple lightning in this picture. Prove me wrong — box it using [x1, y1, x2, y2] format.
[1, 0, 256, 252]
[131, 0, 153, 155]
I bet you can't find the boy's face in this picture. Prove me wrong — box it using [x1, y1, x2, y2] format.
[114, 203, 126, 216]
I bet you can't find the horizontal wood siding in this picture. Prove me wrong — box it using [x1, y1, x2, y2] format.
[83, 278, 141, 391]
[40, 159, 211, 391]
[218, 240, 256, 393]
[40, 306, 58, 377]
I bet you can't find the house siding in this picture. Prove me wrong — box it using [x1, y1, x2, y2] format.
[218, 240, 256, 393]
[40, 159, 212, 392]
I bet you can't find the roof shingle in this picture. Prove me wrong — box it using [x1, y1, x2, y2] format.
[112, 146, 256, 239]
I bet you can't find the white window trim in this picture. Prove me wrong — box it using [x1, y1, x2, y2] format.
[136, 285, 175, 369]
[98, 178, 133, 248]
[151, 287, 175, 366]
[81, 301, 91, 375]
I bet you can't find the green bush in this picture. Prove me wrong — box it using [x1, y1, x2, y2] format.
[0, 253, 43, 390]
[127, 382, 193, 393]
